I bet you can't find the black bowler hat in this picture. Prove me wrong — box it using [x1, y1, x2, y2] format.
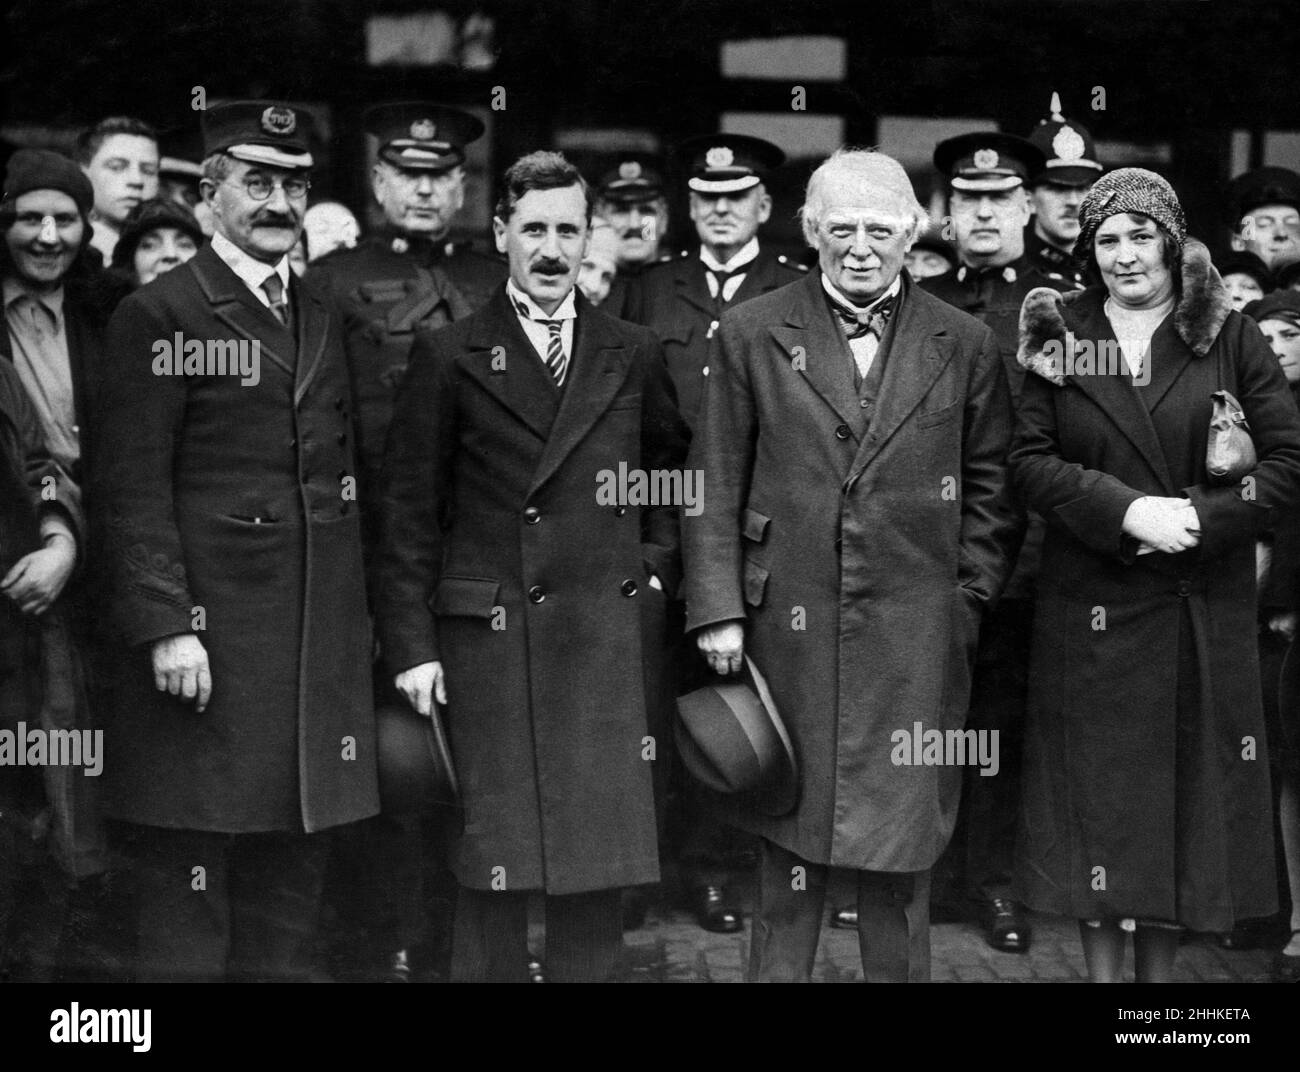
[375, 702, 459, 814]
[675, 655, 798, 817]
[1026, 92, 1102, 187]
[677, 133, 784, 194]
[364, 102, 484, 172]
[201, 100, 315, 170]
[934, 132, 1046, 193]
[596, 153, 665, 203]
[1224, 166, 1300, 228]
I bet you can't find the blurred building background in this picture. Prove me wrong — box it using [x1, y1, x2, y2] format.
[2, 0, 1295, 257]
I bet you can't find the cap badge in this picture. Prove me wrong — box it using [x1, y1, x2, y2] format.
[973, 148, 999, 171]
[260, 106, 297, 137]
[410, 118, 437, 141]
[705, 146, 735, 169]
[1052, 126, 1086, 162]
[619, 161, 642, 180]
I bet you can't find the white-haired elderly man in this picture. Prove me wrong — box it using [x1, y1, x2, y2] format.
[683, 148, 1021, 981]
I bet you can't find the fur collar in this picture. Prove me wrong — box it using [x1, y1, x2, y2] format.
[1017, 238, 1232, 385]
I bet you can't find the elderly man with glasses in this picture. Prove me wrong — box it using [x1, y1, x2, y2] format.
[92, 100, 379, 982]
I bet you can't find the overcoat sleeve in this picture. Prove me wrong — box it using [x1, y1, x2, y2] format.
[94, 294, 195, 646]
[1010, 367, 1146, 561]
[959, 324, 1022, 603]
[375, 327, 457, 673]
[1183, 317, 1300, 560]
[638, 334, 690, 597]
[682, 311, 754, 633]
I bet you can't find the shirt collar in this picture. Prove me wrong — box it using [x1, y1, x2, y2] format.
[820, 271, 901, 315]
[700, 238, 760, 274]
[506, 278, 577, 321]
[3, 275, 65, 322]
[211, 231, 291, 298]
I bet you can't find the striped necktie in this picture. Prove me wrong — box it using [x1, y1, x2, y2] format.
[513, 297, 568, 386]
[261, 272, 291, 330]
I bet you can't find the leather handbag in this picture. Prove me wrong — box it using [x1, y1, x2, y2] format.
[1206, 347, 1256, 484]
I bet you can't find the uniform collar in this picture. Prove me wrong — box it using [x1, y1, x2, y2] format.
[211, 230, 291, 297]
[506, 278, 577, 321]
[700, 237, 759, 274]
[956, 256, 1025, 285]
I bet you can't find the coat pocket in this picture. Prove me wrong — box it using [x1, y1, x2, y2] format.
[916, 399, 961, 429]
[430, 576, 501, 618]
[743, 558, 769, 607]
[742, 507, 771, 544]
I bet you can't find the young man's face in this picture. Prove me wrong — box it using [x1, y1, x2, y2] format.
[949, 187, 1031, 265]
[1222, 271, 1265, 311]
[1030, 180, 1090, 249]
[494, 183, 588, 314]
[83, 133, 159, 226]
[4, 190, 85, 289]
[1233, 202, 1300, 270]
[372, 162, 465, 239]
[599, 196, 669, 269]
[1259, 317, 1300, 384]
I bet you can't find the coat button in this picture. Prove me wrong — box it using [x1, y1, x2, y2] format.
[1176, 580, 1191, 597]
[524, 506, 540, 524]
[528, 585, 545, 603]
[621, 579, 638, 597]
[614, 506, 627, 517]
[835, 424, 851, 440]
[859, 399, 870, 408]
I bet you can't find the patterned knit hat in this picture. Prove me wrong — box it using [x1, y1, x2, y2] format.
[1076, 167, 1187, 263]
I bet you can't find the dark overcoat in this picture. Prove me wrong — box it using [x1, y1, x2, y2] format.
[377, 286, 690, 895]
[93, 244, 379, 834]
[624, 246, 807, 427]
[682, 270, 1020, 872]
[1010, 240, 1300, 929]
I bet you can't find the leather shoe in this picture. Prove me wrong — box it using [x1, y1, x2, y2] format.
[984, 897, 1030, 953]
[528, 956, 546, 983]
[690, 885, 742, 933]
[830, 905, 857, 930]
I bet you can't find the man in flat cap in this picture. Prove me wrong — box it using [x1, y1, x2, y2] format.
[93, 100, 379, 982]
[623, 132, 804, 934]
[1024, 93, 1102, 288]
[1227, 166, 1300, 274]
[378, 150, 688, 982]
[595, 154, 671, 317]
[684, 148, 1019, 981]
[921, 131, 1078, 956]
[307, 100, 504, 982]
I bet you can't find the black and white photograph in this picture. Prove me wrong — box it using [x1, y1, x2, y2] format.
[1, 0, 1297, 1050]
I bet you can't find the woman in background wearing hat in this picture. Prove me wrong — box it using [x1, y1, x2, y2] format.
[108, 197, 202, 293]
[1245, 290, 1300, 981]
[1011, 168, 1300, 981]
[1217, 251, 1273, 312]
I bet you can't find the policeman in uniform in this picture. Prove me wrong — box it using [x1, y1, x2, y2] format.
[307, 102, 504, 983]
[1024, 92, 1102, 288]
[622, 134, 804, 934]
[595, 154, 671, 318]
[309, 101, 504, 546]
[921, 132, 1078, 956]
[626, 133, 805, 426]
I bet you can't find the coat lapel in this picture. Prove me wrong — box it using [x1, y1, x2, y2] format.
[770, 272, 863, 434]
[461, 286, 560, 442]
[291, 275, 332, 404]
[846, 278, 956, 480]
[189, 245, 297, 381]
[1141, 316, 1195, 414]
[1064, 291, 1177, 493]
[674, 258, 717, 320]
[528, 294, 632, 496]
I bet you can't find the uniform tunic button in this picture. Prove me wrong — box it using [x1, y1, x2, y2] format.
[528, 586, 545, 604]
[860, 399, 870, 408]
[835, 424, 851, 439]
[1176, 580, 1191, 597]
[524, 506, 540, 524]
[621, 579, 638, 596]
[614, 506, 627, 517]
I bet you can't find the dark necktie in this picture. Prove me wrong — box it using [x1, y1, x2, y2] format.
[831, 293, 896, 341]
[261, 273, 291, 331]
[513, 297, 568, 386]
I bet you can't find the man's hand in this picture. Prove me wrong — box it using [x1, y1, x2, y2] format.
[1, 540, 76, 616]
[697, 621, 744, 676]
[151, 634, 212, 713]
[396, 661, 446, 715]
[1122, 496, 1201, 554]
